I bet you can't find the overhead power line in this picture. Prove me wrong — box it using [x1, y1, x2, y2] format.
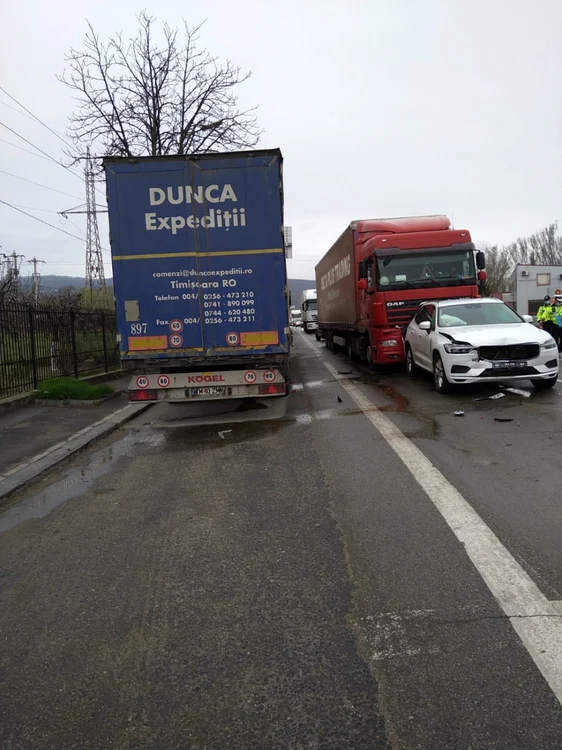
[0, 137, 56, 163]
[0, 198, 112, 258]
[0, 85, 70, 147]
[0, 119, 83, 180]
[0, 169, 83, 200]
[0, 85, 106, 199]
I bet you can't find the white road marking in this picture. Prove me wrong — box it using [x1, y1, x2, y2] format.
[299, 332, 562, 706]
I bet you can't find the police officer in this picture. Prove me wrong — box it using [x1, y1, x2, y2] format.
[554, 295, 562, 353]
[537, 295, 557, 341]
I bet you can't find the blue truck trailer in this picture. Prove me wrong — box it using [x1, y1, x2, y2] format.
[104, 149, 291, 402]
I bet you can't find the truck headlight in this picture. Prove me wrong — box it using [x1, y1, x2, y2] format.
[380, 339, 398, 347]
[540, 339, 557, 350]
[443, 343, 475, 354]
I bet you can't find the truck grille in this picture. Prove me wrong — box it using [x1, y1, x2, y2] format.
[479, 344, 539, 361]
[385, 299, 427, 326]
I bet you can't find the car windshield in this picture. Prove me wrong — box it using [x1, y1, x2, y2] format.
[377, 250, 475, 291]
[438, 303, 522, 327]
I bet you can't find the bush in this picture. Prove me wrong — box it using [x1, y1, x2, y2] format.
[36, 378, 114, 401]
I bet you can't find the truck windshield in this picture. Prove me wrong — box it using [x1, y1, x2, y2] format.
[304, 301, 317, 311]
[376, 250, 475, 291]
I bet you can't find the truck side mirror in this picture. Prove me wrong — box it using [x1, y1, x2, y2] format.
[476, 251, 486, 270]
[358, 260, 367, 279]
[357, 279, 368, 292]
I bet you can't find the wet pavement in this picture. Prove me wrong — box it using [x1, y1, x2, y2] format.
[1, 334, 562, 748]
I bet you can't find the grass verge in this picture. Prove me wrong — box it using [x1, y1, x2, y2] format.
[36, 378, 114, 401]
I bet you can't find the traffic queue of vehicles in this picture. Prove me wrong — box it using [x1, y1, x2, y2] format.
[105, 147, 556, 401]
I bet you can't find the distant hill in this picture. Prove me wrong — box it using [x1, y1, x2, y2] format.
[20, 275, 114, 292]
[288, 279, 315, 306]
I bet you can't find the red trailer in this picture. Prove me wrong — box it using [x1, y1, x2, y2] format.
[315, 215, 486, 365]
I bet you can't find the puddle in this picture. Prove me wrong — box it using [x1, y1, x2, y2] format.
[0, 429, 164, 534]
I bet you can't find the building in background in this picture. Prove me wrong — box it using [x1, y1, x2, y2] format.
[511, 264, 562, 317]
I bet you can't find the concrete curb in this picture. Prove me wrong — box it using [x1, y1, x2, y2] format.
[0, 402, 152, 504]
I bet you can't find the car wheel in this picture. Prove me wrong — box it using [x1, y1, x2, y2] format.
[433, 353, 453, 394]
[405, 344, 418, 377]
[531, 377, 557, 390]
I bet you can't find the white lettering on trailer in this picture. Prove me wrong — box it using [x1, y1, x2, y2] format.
[145, 208, 246, 234]
[320, 254, 352, 291]
[149, 184, 238, 206]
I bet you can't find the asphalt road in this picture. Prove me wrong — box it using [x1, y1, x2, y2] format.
[1, 331, 562, 748]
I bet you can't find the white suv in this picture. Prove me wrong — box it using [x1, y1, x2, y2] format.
[404, 298, 559, 394]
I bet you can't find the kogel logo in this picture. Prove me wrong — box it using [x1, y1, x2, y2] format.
[187, 374, 226, 383]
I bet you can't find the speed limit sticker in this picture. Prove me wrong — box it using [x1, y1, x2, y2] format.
[157, 375, 170, 388]
[244, 371, 257, 384]
[169, 319, 183, 333]
[226, 332, 239, 346]
[263, 370, 276, 382]
[136, 376, 149, 388]
[169, 334, 183, 348]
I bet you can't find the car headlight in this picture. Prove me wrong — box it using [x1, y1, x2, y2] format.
[380, 339, 398, 347]
[540, 339, 557, 350]
[443, 343, 475, 354]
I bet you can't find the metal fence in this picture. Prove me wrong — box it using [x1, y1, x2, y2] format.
[0, 305, 120, 398]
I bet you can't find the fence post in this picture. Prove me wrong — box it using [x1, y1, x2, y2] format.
[70, 312, 79, 378]
[28, 308, 39, 389]
[101, 312, 109, 373]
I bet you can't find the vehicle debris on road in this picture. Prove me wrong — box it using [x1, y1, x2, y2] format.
[218, 430, 233, 440]
[494, 418, 513, 422]
[454, 411, 465, 417]
[474, 393, 506, 402]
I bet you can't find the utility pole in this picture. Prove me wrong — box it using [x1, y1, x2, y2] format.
[28, 257, 46, 303]
[3, 251, 25, 293]
[84, 147, 106, 293]
[59, 147, 108, 296]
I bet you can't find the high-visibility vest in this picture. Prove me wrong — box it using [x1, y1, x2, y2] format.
[537, 304, 556, 323]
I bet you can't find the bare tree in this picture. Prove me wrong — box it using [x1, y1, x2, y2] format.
[477, 243, 513, 296]
[59, 12, 261, 162]
[505, 222, 562, 266]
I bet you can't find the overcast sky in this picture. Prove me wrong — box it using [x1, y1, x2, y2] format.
[1, 0, 561, 282]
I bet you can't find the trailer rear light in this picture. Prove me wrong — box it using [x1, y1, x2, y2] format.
[129, 389, 158, 401]
[258, 383, 286, 395]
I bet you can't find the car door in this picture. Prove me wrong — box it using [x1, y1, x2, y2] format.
[410, 306, 428, 366]
[416, 304, 436, 369]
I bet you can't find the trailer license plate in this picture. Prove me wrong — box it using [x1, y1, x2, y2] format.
[190, 386, 227, 397]
[492, 361, 528, 369]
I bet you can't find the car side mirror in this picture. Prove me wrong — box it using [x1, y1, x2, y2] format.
[522, 314, 533, 323]
[357, 279, 368, 292]
[419, 321, 431, 331]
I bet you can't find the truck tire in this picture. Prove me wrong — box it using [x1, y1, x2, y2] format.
[315, 329, 321, 341]
[347, 335, 355, 361]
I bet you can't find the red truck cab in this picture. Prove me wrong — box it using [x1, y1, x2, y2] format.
[316, 215, 486, 365]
